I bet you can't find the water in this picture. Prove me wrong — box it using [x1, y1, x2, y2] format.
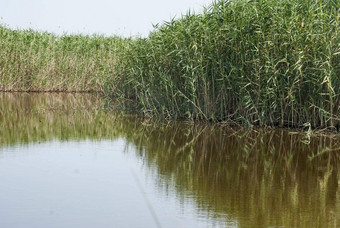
[0, 93, 339, 228]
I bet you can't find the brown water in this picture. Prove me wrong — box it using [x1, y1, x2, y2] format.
[0, 93, 339, 228]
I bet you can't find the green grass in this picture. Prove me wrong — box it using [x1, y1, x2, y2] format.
[1, 0, 340, 129]
[0, 26, 129, 92]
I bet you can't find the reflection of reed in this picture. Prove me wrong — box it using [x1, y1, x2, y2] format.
[126, 124, 340, 228]
[1, 93, 340, 227]
[0, 93, 124, 145]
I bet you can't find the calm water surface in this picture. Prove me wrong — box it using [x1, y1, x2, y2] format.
[0, 93, 339, 228]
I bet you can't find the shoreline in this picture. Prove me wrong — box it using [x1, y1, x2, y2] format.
[1, 0, 339, 129]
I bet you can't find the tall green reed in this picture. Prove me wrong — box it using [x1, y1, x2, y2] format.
[0, 26, 129, 92]
[114, 0, 340, 129]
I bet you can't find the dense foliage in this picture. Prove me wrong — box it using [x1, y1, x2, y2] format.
[1, 0, 340, 129]
[0, 27, 127, 91]
[115, 0, 340, 128]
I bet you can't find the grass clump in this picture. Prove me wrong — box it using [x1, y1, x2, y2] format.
[0, 26, 129, 92]
[114, 0, 340, 129]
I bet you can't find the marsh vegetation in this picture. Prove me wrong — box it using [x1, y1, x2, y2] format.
[1, 0, 339, 129]
[1, 1, 340, 225]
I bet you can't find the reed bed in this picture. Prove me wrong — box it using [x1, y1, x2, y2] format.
[1, 0, 340, 129]
[114, 0, 340, 129]
[0, 26, 129, 92]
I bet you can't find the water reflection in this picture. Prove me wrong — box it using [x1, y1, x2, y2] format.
[132, 125, 340, 228]
[0, 93, 123, 145]
[0, 93, 340, 227]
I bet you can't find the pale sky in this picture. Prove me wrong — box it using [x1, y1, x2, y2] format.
[0, 0, 212, 37]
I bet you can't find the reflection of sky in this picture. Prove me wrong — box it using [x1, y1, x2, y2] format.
[0, 140, 231, 228]
[0, 0, 211, 37]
